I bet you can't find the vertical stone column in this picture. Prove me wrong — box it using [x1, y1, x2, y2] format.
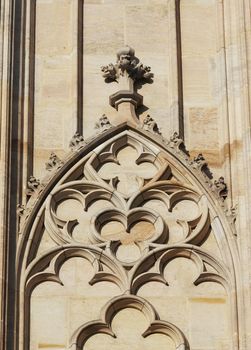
[0, 0, 12, 347]
[222, 0, 251, 347]
[0, 0, 25, 348]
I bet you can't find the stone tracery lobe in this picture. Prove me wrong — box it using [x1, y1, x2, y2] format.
[23, 126, 234, 350]
[69, 295, 189, 350]
[17, 46, 235, 350]
[44, 132, 210, 270]
[84, 134, 170, 197]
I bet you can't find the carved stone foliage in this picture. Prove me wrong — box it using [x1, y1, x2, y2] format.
[101, 46, 153, 83]
[101, 47, 153, 123]
[142, 115, 161, 135]
[45, 152, 62, 171]
[18, 128, 236, 350]
[69, 132, 85, 151]
[211, 176, 228, 200]
[95, 114, 113, 133]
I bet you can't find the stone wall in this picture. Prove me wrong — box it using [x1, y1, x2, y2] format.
[1, 0, 251, 349]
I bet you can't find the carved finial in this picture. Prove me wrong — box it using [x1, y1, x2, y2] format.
[26, 175, 40, 196]
[45, 152, 62, 171]
[95, 114, 113, 133]
[116, 46, 135, 64]
[101, 46, 153, 82]
[69, 132, 85, 151]
[116, 45, 153, 81]
[142, 115, 161, 135]
[101, 46, 154, 125]
[212, 176, 228, 200]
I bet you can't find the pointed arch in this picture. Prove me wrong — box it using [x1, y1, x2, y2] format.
[16, 123, 242, 349]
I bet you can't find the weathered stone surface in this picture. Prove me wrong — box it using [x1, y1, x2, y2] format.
[1, 0, 251, 349]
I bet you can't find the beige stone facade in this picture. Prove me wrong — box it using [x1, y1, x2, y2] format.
[1, 0, 251, 349]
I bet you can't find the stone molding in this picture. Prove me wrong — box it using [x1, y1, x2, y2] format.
[1, 0, 250, 348]
[69, 295, 189, 350]
[20, 122, 234, 230]
[16, 123, 240, 349]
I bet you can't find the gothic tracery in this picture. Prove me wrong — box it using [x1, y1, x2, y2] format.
[17, 123, 236, 349]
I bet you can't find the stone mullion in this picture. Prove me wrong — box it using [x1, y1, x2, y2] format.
[0, 0, 27, 348]
[175, 0, 184, 140]
[168, 0, 182, 138]
[215, 0, 233, 202]
[236, 1, 251, 347]
[27, 0, 36, 184]
[0, 0, 13, 347]
[77, 0, 84, 135]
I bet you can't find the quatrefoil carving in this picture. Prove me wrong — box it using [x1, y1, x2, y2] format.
[84, 134, 171, 197]
[22, 119, 235, 350]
